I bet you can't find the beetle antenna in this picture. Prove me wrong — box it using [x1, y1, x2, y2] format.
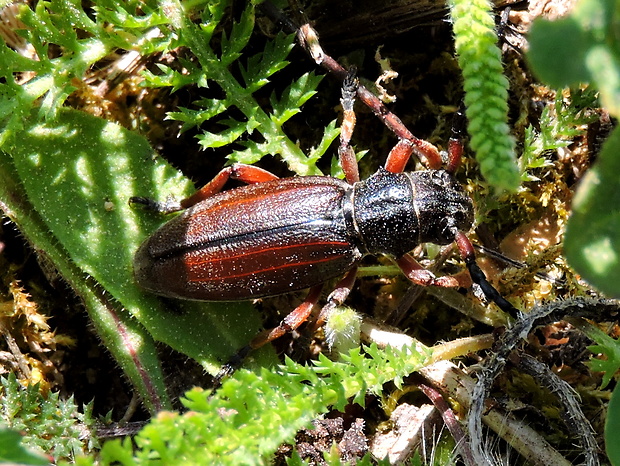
[474, 243, 566, 286]
[454, 231, 519, 317]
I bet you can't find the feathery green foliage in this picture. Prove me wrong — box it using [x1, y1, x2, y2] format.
[149, 0, 337, 175]
[0, 0, 170, 141]
[527, 1, 620, 462]
[0, 373, 96, 462]
[529, 0, 620, 300]
[78, 344, 432, 465]
[520, 88, 598, 182]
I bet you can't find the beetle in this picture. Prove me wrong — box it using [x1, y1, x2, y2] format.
[131, 20, 516, 378]
[133, 164, 474, 301]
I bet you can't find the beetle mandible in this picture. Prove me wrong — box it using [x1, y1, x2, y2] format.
[131, 20, 516, 378]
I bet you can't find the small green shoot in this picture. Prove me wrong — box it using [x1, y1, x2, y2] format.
[324, 305, 363, 357]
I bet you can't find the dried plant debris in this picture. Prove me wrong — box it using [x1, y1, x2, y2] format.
[467, 297, 619, 466]
[0, 280, 74, 390]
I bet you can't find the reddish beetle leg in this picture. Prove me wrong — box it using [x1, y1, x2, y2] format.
[215, 268, 359, 384]
[180, 164, 280, 210]
[296, 23, 443, 171]
[339, 69, 360, 184]
[131, 163, 280, 213]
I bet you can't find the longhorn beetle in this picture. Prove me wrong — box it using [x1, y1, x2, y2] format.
[131, 8, 518, 382]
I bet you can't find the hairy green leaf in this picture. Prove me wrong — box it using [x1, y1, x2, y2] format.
[0, 109, 270, 409]
[0, 428, 48, 466]
[606, 385, 620, 464]
[528, 0, 620, 116]
[565, 126, 620, 298]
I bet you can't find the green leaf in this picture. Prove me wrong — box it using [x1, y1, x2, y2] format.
[520, 88, 597, 182]
[94, 344, 432, 464]
[528, 0, 620, 116]
[0, 428, 48, 466]
[240, 32, 294, 93]
[0, 373, 96, 461]
[606, 384, 620, 464]
[1, 108, 270, 382]
[564, 126, 620, 298]
[220, 4, 255, 66]
[159, 0, 324, 176]
[582, 324, 620, 388]
[270, 72, 323, 125]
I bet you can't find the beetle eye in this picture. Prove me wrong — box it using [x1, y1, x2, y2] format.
[452, 210, 465, 226]
[438, 217, 458, 244]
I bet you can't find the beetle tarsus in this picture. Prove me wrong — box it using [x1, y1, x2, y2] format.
[339, 67, 360, 183]
[128, 196, 182, 214]
[210, 345, 253, 394]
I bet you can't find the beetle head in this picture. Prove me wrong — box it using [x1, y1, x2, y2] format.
[409, 170, 474, 245]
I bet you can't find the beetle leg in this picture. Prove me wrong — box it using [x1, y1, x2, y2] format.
[212, 284, 323, 388]
[249, 284, 323, 349]
[385, 107, 466, 174]
[130, 163, 279, 213]
[283, 18, 443, 170]
[445, 107, 466, 174]
[384, 139, 416, 174]
[213, 270, 358, 388]
[313, 267, 358, 331]
[179, 163, 280, 209]
[339, 69, 360, 184]
[128, 195, 182, 214]
[454, 231, 519, 316]
[446, 138, 463, 175]
[396, 254, 469, 288]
